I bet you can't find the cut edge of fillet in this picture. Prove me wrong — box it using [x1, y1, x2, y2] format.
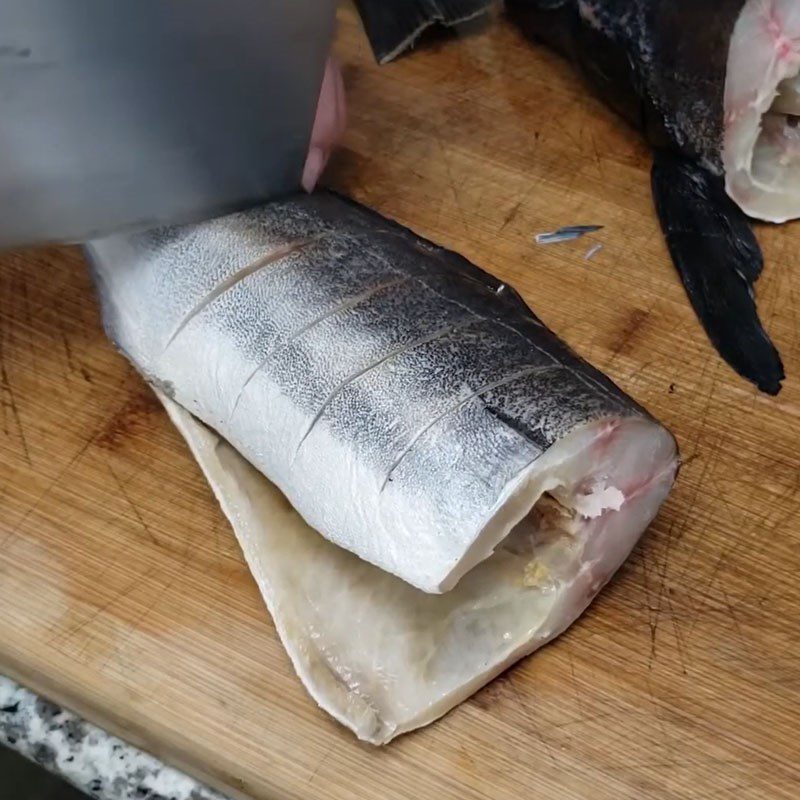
[724, 0, 800, 222]
[435, 415, 679, 594]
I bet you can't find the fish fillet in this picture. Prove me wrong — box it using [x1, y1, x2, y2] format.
[87, 192, 677, 741]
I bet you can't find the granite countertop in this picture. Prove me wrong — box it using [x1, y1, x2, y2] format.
[0, 675, 229, 800]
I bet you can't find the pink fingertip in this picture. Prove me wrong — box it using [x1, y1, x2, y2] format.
[302, 146, 325, 193]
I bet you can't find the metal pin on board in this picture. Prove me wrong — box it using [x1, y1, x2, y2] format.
[535, 225, 604, 245]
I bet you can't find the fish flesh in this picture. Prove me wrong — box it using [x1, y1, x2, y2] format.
[87, 192, 678, 741]
[89, 193, 678, 740]
[354, 0, 794, 396]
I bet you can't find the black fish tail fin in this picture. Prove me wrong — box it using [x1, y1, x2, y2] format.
[354, 0, 496, 63]
[651, 150, 784, 395]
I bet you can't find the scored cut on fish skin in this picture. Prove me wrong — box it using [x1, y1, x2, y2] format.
[88, 191, 677, 596]
[724, 0, 800, 222]
[159, 392, 676, 745]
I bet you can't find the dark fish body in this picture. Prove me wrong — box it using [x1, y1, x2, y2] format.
[507, 1, 744, 172]
[355, 0, 798, 395]
[506, 0, 788, 395]
[354, 0, 497, 64]
[88, 191, 677, 594]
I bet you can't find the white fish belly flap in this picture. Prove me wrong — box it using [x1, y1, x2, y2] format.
[88, 192, 678, 595]
[161, 394, 674, 745]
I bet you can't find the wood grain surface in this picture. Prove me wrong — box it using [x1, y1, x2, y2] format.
[1, 5, 799, 799]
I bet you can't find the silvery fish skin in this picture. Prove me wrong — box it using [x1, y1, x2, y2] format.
[87, 191, 677, 595]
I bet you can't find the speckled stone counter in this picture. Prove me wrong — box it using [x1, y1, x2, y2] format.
[0, 675, 229, 800]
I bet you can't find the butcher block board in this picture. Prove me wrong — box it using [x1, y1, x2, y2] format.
[1, 6, 799, 799]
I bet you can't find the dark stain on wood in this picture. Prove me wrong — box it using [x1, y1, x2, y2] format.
[609, 307, 650, 360]
[96, 388, 161, 452]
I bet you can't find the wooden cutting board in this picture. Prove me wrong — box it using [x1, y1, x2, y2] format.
[2, 6, 799, 799]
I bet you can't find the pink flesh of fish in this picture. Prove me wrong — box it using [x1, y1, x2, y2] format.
[724, 0, 800, 222]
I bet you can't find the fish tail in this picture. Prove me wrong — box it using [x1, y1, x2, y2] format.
[651, 149, 784, 395]
[353, 0, 496, 63]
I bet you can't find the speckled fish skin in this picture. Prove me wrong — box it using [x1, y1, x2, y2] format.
[87, 191, 672, 593]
